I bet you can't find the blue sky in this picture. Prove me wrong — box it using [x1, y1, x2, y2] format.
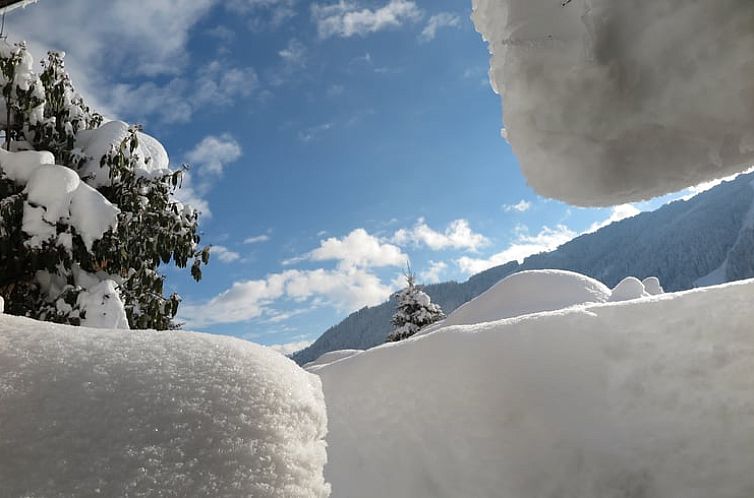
[8, 0, 691, 352]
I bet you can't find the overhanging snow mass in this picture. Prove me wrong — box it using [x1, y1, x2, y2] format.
[472, 0, 754, 205]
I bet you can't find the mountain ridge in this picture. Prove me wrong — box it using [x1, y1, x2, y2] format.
[292, 172, 754, 365]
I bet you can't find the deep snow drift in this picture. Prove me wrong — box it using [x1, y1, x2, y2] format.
[472, 0, 754, 205]
[420, 269, 611, 333]
[318, 278, 754, 498]
[0, 315, 330, 497]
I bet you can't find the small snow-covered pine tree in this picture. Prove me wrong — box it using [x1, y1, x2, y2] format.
[0, 41, 209, 330]
[387, 269, 445, 342]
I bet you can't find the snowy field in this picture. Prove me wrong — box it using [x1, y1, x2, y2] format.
[318, 277, 754, 498]
[0, 316, 330, 497]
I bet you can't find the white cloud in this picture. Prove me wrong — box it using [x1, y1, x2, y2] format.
[181, 228, 406, 327]
[228, 0, 297, 30]
[174, 134, 242, 217]
[7, 1, 267, 125]
[186, 134, 243, 179]
[173, 172, 212, 217]
[586, 204, 641, 233]
[503, 200, 532, 213]
[180, 266, 396, 327]
[298, 122, 335, 142]
[211, 245, 242, 263]
[8, 0, 216, 78]
[312, 0, 422, 39]
[420, 260, 448, 284]
[457, 225, 577, 275]
[308, 228, 406, 270]
[419, 12, 461, 42]
[268, 340, 313, 355]
[393, 218, 489, 252]
[244, 234, 271, 244]
[109, 62, 258, 124]
[279, 38, 307, 67]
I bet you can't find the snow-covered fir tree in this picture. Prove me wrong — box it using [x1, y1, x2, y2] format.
[387, 269, 445, 342]
[0, 41, 209, 330]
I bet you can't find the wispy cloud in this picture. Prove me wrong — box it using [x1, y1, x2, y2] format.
[174, 134, 243, 217]
[420, 260, 448, 284]
[419, 12, 461, 42]
[181, 228, 405, 328]
[109, 62, 258, 124]
[298, 122, 335, 142]
[392, 218, 489, 252]
[312, 0, 422, 39]
[244, 234, 271, 244]
[268, 340, 313, 356]
[457, 225, 577, 274]
[585, 204, 640, 233]
[211, 245, 242, 263]
[503, 200, 532, 213]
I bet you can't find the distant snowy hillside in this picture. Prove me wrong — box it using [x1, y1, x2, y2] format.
[319, 278, 754, 498]
[421, 269, 611, 331]
[0, 315, 330, 497]
[293, 172, 754, 364]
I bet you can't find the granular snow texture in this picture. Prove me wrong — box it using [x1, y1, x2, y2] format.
[319, 279, 754, 498]
[0, 315, 330, 497]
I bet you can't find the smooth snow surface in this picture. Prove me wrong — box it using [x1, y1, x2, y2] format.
[319, 279, 754, 498]
[472, 0, 754, 205]
[642, 276, 664, 296]
[0, 315, 330, 497]
[68, 181, 120, 251]
[304, 350, 363, 372]
[419, 269, 610, 333]
[0, 148, 54, 184]
[609, 276, 649, 302]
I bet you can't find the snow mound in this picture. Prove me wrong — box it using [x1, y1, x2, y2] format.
[75, 121, 171, 187]
[472, 0, 754, 205]
[68, 181, 120, 251]
[0, 315, 330, 497]
[77, 280, 129, 329]
[304, 350, 363, 371]
[642, 276, 664, 296]
[318, 279, 754, 498]
[0, 148, 55, 184]
[420, 269, 610, 332]
[609, 276, 649, 302]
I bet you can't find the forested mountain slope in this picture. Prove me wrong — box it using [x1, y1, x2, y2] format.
[293, 172, 754, 365]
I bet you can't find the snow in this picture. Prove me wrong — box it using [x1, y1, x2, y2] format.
[25, 164, 80, 223]
[642, 276, 664, 296]
[75, 121, 171, 187]
[69, 181, 120, 251]
[77, 280, 129, 330]
[317, 278, 754, 498]
[0, 314, 330, 497]
[1, 148, 120, 251]
[419, 269, 610, 334]
[471, 0, 754, 205]
[304, 350, 363, 372]
[608, 276, 649, 302]
[0, 148, 55, 184]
